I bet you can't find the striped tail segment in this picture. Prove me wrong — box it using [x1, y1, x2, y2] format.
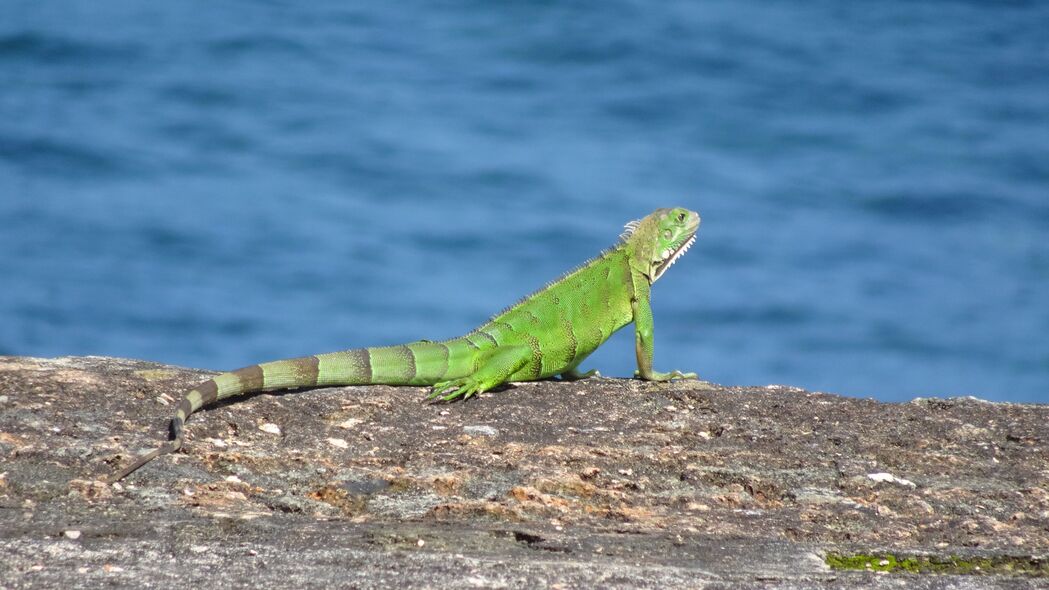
[108, 355, 332, 483]
[107, 340, 477, 482]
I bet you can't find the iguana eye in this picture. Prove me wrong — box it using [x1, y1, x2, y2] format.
[677, 212, 686, 222]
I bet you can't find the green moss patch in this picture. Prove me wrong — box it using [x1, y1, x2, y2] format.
[825, 552, 1048, 577]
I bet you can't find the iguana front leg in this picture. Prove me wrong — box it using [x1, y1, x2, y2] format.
[631, 284, 697, 382]
[427, 345, 532, 401]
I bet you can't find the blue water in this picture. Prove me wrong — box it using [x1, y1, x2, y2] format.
[2, 2, 1047, 403]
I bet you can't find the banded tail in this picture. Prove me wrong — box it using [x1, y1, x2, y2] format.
[107, 340, 480, 482]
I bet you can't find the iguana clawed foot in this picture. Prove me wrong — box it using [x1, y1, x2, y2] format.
[560, 367, 600, 381]
[634, 369, 698, 381]
[426, 377, 484, 402]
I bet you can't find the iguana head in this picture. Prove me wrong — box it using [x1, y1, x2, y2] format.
[622, 207, 700, 283]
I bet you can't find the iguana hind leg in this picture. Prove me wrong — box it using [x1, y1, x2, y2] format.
[427, 345, 532, 402]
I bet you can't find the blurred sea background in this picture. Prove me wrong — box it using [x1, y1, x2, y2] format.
[2, 2, 1047, 403]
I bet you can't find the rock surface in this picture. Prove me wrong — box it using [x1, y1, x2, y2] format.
[0, 355, 1046, 588]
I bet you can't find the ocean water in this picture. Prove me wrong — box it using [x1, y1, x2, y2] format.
[2, 1, 1047, 403]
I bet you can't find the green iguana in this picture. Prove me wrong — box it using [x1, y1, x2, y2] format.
[109, 207, 701, 482]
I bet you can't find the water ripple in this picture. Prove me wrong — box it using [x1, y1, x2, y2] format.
[0, 31, 137, 64]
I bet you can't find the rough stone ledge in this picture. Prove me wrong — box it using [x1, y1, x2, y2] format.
[0, 355, 1046, 589]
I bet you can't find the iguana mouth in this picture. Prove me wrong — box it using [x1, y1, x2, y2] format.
[653, 233, 696, 281]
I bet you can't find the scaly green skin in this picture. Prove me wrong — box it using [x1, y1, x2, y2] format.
[109, 207, 701, 482]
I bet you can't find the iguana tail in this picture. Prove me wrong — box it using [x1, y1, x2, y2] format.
[107, 340, 479, 482]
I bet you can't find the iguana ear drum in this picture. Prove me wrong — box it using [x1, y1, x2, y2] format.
[108, 208, 701, 482]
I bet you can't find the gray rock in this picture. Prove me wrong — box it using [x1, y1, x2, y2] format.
[0, 355, 1046, 588]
